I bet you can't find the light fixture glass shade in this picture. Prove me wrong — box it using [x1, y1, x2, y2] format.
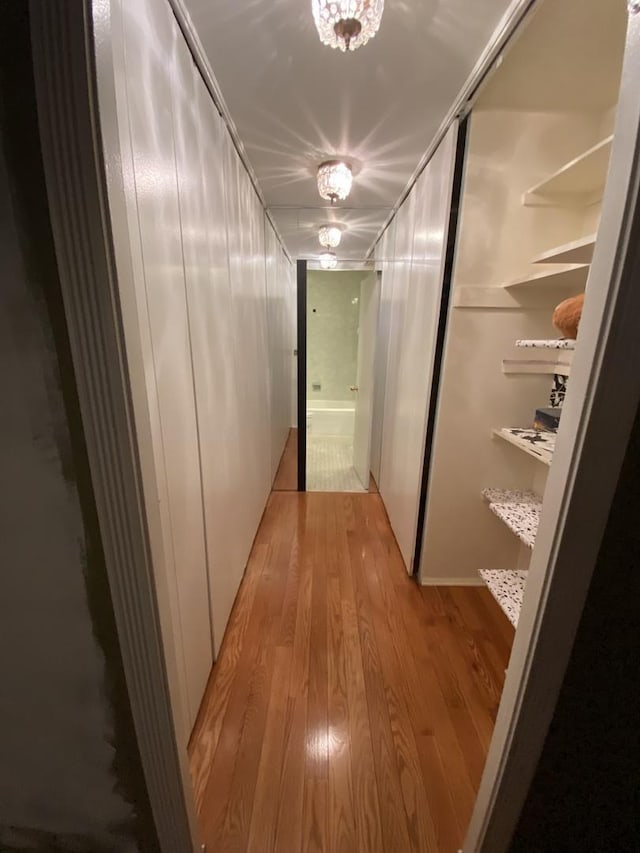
[319, 252, 338, 270]
[317, 161, 352, 203]
[312, 0, 385, 52]
[318, 225, 342, 248]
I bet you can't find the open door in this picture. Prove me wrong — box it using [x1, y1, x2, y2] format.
[353, 272, 380, 489]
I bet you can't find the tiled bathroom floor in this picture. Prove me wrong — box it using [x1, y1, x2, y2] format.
[306, 435, 366, 492]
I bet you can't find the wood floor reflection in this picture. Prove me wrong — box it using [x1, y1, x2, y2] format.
[189, 491, 513, 852]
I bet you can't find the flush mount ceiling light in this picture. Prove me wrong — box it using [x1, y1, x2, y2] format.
[318, 224, 343, 248]
[312, 0, 385, 52]
[317, 160, 352, 204]
[319, 252, 338, 270]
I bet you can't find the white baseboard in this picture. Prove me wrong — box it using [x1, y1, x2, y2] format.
[420, 576, 484, 587]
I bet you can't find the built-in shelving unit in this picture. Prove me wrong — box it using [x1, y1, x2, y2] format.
[533, 233, 597, 265]
[522, 136, 613, 207]
[479, 569, 527, 628]
[424, 0, 626, 627]
[493, 427, 555, 465]
[482, 488, 541, 549]
[516, 339, 576, 350]
[502, 264, 589, 292]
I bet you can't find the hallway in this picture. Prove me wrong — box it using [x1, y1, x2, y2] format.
[189, 490, 513, 852]
[5, 1, 639, 849]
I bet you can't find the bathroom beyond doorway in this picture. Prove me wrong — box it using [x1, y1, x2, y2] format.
[305, 270, 379, 493]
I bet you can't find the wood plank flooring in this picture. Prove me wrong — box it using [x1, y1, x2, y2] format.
[189, 491, 514, 852]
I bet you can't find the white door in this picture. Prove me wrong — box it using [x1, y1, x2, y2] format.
[120, 0, 213, 729]
[378, 126, 457, 572]
[353, 273, 380, 489]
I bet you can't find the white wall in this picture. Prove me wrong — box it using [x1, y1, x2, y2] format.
[98, 0, 295, 734]
[0, 110, 146, 850]
[374, 125, 458, 572]
[307, 271, 362, 402]
[371, 222, 395, 484]
[265, 226, 296, 474]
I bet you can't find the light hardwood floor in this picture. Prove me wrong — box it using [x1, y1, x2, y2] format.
[189, 490, 513, 852]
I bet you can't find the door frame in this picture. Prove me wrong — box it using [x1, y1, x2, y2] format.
[296, 260, 307, 491]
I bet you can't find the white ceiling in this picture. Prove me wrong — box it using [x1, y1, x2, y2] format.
[182, 0, 516, 261]
[477, 0, 627, 112]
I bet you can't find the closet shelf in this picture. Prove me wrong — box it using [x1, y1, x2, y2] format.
[533, 234, 597, 265]
[522, 136, 613, 207]
[493, 427, 556, 465]
[516, 339, 576, 350]
[502, 264, 589, 291]
[479, 569, 527, 628]
[482, 488, 541, 549]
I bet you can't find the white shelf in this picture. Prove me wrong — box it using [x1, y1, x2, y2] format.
[454, 286, 527, 309]
[482, 488, 541, 549]
[479, 569, 527, 628]
[502, 356, 571, 376]
[523, 136, 613, 207]
[516, 339, 576, 350]
[502, 264, 589, 292]
[493, 427, 555, 466]
[533, 233, 597, 265]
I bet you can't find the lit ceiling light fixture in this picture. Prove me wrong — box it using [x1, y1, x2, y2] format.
[319, 252, 338, 270]
[317, 160, 352, 204]
[312, 0, 384, 52]
[318, 224, 343, 248]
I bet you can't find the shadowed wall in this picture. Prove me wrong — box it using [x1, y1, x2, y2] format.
[0, 6, 156, 851]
